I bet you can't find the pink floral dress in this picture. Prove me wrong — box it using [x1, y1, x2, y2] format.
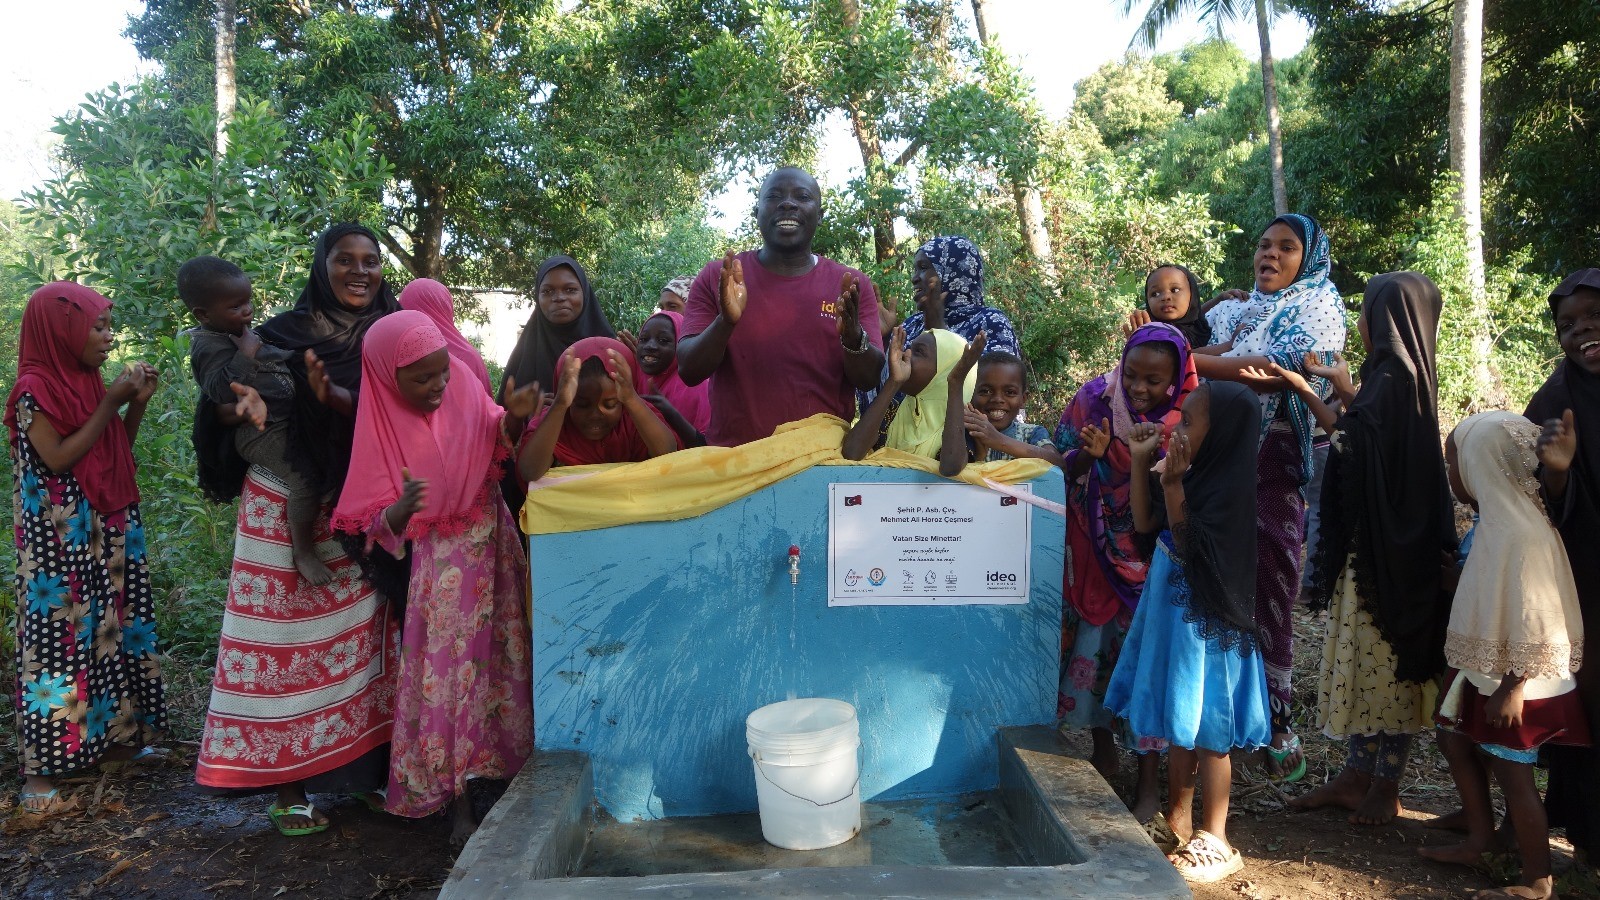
[369, 489, 534, 817]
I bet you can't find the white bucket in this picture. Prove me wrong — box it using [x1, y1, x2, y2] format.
[745, 698, 862, 850]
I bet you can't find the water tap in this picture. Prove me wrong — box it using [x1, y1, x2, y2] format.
[788, 545, 801, 585]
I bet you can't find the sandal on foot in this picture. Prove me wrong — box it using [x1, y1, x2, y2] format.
[1170, 830, 1244, 883]
[18, 788, 77, 817]
[350, 788, 388, 814]
[1265, 734, 1307, 783]
[1142, 815, 1180, 853]
[100, 746, 171, 773]
[268, 802, 329, 836]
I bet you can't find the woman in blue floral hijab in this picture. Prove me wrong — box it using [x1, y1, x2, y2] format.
[899, 236, 1020, 357]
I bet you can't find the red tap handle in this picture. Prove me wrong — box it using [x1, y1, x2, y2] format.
[788, 545, 800, 557]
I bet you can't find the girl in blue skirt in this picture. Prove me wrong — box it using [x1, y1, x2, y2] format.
[1104, 381, 1271, 883]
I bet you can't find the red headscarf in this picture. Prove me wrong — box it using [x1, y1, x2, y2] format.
[525, 337, 664, 467]
[397, 278, 494, 393]
[332, 310, 505, 538]
[641, 311, 711, 433]
[5, 282, 139, 512]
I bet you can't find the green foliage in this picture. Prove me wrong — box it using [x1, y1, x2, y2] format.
[1158, 38, 1251, 114]
[1072, 54, 1183, 150]
[10, 81, 390, 668]
[594, 209, 732, 332]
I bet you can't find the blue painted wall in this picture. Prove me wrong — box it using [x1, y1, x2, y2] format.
[530, 465, 1066, 821]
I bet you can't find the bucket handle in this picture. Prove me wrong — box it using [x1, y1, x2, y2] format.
[752, 758, 860, 808]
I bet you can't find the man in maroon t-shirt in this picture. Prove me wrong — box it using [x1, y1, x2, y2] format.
[678, 167, 885, 446]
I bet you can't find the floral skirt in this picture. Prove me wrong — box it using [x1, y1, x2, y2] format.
[195, 468, 399, 789]
[1315, 558, 1437, 739]
[1059, 606, 1131, 730]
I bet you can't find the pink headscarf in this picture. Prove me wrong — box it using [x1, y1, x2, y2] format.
[397, 278, 493, 393]
[332, 310, 505, 538]
[523, 336, 666, 467]
[5, 283, 139, 512]
[641, 311, 711, 433]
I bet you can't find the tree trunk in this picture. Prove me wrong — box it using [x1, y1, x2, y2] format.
[214, 0, 237, 157]
[1450, 0, 1497, 410]
[1255, 0, 1287, 215]
[972, 0, 1057, 282]
[840, 0, 897, 262]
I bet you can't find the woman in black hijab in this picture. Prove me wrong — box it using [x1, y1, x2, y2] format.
[1525, 267, 1600, 861]
[1290, 271, 1455, 827]
[498, 256, 615, 510]
[501, 256, 616, 400]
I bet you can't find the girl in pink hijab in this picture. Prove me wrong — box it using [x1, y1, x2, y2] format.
[634, 310, 710, 444]
[397, 278, 493, 393]
[332, 310, 540, 844]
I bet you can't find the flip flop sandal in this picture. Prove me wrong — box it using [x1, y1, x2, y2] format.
[18, 787, 77, 818]
[100, 746, 171, 773]
[268, 802, 330, 836]
[1142, 815, 1181, 853]
[1265, 734, 1307, 783]
[1171, 830, 1245, 883]
[350, 788, 388, 814]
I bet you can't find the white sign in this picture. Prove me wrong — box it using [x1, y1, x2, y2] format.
[828, 482, 1031, 606]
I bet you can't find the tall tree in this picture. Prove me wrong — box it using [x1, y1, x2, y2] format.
[213, 0, 236, 156]
[969, 0, 1056, 281]
[1448, 0, 1497, 408]
[1123, 0, 1289, 214]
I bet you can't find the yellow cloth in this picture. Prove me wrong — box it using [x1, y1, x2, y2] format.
[520, 413, 1054, 535]
[1315, 555, 1439, 739]
[885, 329, 977, 458]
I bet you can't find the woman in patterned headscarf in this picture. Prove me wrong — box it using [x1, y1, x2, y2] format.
[1197, 213, 1349, 782]
[899, 236, 1020, 358]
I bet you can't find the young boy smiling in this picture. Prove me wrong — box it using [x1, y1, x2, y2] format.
[962, 351, 1061, 464]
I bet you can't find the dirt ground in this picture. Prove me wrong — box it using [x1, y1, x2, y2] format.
[5, 608, 1599, 898]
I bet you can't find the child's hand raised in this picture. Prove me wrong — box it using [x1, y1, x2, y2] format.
[951, 330, 987, 383]
[1080, 418, 1113, 459]
[130, 361, 160, 404]
[108, 364, 148, 404]
[1304, 351, 1351, 386]
[884, 325, 912, 389]
[617, 330, 638, 356]
[501, 375, 543, 419]
[229, 382, 268, 431]
[1538, 409, 1578, 474]
[1161, 432, 1191, 488]
[1128, 422, 1163, 461]
[606, 350, 639, 403]
[553, 355, 582, 409]
[1121, 310, 1152, 339]
[718, 252, 747, 325]
[962, 404, 1002, 445]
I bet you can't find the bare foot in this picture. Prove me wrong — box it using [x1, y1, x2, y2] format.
[294, 550, 334, 586]
[1424, 808, 1469, 832]
[450, 794, 478, 847]
[1474, 876, 1554, 899]
[1289, 766, 1370, 812]
[1418, 839, 1492, 869]
[1130, 788, 1162, 826]
[1349, 777, 1402, 826]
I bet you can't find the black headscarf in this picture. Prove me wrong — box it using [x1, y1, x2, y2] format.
[1528, 268, 1600, 526]
[1145, 263, 1213, 349]
[257, 223, 400, 388]
[194, 223, 398, 502]
[500, 256, 615, 401]
[1309, 271, 1454, 684]
[1170, 381, 1261, 654]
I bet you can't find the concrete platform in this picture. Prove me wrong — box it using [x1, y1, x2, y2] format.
[441, 726, 1190, 899]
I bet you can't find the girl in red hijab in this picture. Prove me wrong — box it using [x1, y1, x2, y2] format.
[516, 337, 679, 482]
[331, 310, 541, 844]
[7, 283, 167, 814]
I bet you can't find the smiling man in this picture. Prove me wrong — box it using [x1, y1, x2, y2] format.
[677, 166, 885, 446]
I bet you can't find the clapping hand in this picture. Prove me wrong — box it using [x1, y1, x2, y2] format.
[617, 330, 638, 356]
[1161, 431, 1192, 488]
[884, 325, 912, 390]
[718, 251, 747, 325]
[1128, 422, 1163, 462]
[837, 273, 865, 347]
[229, 382, 268, 431]
[606, 350, 640, 403]
[1080, 418, 1113, 459]
[916, 269, 949, 329]
[553, 355, 581, 409]
[951, 330, 987, 384]
[1538, 409, 1578, 474]
[501, 375, 543, 420]
[1121, 310, 1152, 339]
[962, 404, 1002, 447]
[131, 361, 159, 404]
[305, 349, 333, 405]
